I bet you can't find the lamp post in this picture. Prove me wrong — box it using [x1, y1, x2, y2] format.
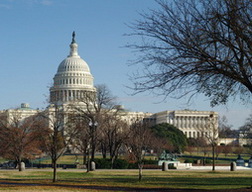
[86, 143, 90, 172]
[209, 113, 218, 171]
[87, 120, 98, 172]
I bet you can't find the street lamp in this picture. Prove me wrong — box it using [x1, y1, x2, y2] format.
[87, 120, 98, 172]
[209, 112, 218, 171]
[86, 143, 90, 172]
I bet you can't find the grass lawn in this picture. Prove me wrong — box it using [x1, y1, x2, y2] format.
[33, 155, 83, 165]
[0, 169, 252, 191]
[32, 153, 245, 166]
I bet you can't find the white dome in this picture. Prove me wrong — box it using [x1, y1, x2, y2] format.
[50, 32, 96, 104]
[57, 57, 91, 73]
[57, 40, 91, 74]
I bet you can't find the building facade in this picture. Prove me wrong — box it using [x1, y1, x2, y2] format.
[154, 110, 218, 139]
[0, 103, 40, 125]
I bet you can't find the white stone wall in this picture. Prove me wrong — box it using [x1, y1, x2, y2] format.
[0, 103, 40, 125]
[155, 110, 218, 139]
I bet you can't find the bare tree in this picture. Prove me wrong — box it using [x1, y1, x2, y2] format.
[126, 121, 155, 181]
[188, 137, 208, 155]
[234, 146, 244, 155]
[222, 145, 232, 157]
[205, 114, 219, 171]
[239, 113, 252, 146]
[215, 145, 223, 159]
[190, 113, 218, 169]
[0, 111, 48, 171]
[240, 114, 252, 132]
[68, 113, 90, 165]
[218, 116, 238, 138]
[128, 0, 252, 106]
[68, 84, 118, 170]
[40, 104, 74, 182]
[99, 112, 130, 168]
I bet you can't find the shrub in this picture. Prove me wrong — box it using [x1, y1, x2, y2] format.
[204, 158, 212, 164]
[128, 162, 138, 169]
[143, 164, 160, 169]
[94, 158, 111, 169]
[142, 159, 158, 165]
[94, 158, 159, 169]
[184, 159, 194, 163]
[168, 163, 177, 169]
[94, 158, 129, 169]
[112, 159, 129, 169]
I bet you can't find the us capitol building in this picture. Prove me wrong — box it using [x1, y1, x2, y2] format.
[0, 32, 218, 140]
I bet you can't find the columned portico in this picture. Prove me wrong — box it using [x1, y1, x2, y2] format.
[154, 110, 218, 139]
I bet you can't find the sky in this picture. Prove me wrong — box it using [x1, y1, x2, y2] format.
[0, 0, 251, 129]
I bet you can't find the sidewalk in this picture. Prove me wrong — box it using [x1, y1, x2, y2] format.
[182, 165, 252, 171]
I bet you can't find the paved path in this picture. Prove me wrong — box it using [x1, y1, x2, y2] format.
[179, 165, 252, 171]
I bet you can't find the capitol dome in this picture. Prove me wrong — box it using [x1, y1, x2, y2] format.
[57, 57, 91, 73]
[50, 32, 96, 104]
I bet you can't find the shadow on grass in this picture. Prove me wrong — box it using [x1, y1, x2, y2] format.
[59, 175, 252, 191]
[0, 171, 252, 191]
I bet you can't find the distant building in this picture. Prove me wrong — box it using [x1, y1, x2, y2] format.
[0, 32, 219, 142]
[153, 110, 218, 139]
[0, 103, 40, 125]
[218, 137, 239, 146]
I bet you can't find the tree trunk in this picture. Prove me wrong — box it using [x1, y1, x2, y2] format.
[138, 163, 143, 182]
[212, 144, 215, 171]
[111, 156, 115, 169]
[91, 144, 95, 161]
[17, 158, 22, 172]
[52, 159, 57, 182]
[83, 150, 87, 165]
[86, 148, 90, 173]
[101, 143, 107, 159]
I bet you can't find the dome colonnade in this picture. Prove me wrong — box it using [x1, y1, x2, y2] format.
[50, 32, 96, 104]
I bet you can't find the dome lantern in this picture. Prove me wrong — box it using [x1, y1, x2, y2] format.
[69, 31, 79, 58]
[50, 32, 96, 104]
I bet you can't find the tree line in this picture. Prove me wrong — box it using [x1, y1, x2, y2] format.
[0, 85, 187, 182]
[0, 85, 251, 181]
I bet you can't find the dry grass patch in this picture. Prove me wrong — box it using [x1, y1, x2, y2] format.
[0, 169, 251, 191]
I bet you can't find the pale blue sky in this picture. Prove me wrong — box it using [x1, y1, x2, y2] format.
[0, 0, 250, 128]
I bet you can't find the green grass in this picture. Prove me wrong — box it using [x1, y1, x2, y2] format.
[33, 155, 83, 164]
[0, 158, 7, 164]
[33, 152, 246, 166]
[32, 154, 106, 165]
[0, 169, 252, 191]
